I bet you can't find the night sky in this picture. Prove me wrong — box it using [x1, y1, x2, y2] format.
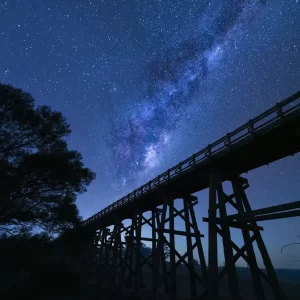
[1, 0, 300, 269]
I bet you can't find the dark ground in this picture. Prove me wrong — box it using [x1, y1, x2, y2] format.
[1, 258, 299, 300]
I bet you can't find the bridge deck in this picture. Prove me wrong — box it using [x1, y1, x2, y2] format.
[83, 92, 300, 230]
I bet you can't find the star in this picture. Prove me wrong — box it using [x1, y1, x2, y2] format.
[0, 0, 299, 269]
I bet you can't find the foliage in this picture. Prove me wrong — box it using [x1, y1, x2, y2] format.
[0, 231, 51, 273]
[136, 242, 170, 260]
[164, 244, 170, 259]
[140, 242, 152, 258]
[55, 224, 93, 256]
[0, 83, 95, 236]
[0, 231, 85, 300]
[193, 259, 200, 266]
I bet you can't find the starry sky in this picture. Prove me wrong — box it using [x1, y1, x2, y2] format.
[1, 0, 300, 269]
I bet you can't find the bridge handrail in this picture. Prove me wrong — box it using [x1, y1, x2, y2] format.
[82, 91, 300, 226]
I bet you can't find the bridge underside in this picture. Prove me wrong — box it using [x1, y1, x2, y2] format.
[88, 107, 300, 230]
[81, 93, 300, 300]
[86, 178, 300, 300]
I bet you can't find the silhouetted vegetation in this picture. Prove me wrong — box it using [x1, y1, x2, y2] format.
[140, 241, 153, 258]
[138, 241, 170, 261]
[0, 83, 96, 299]
[0, 83, 95, 237]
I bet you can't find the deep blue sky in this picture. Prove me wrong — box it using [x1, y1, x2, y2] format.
[1, 0, 300, 268]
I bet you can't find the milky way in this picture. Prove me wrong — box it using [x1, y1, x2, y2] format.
[1, 0, 300, 267]
[109, 0, 266, 184]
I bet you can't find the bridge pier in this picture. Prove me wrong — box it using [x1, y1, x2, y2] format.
[203, 175, 288, 300]
[151, 195, 207, 300]
[93, 196, 208, 299]
[86, 178, 295, 300]
[82, 91, 300, 299]
[110, 221, 123, 284]
[120, 210, 160, 291]
[232, 178, 287, 300]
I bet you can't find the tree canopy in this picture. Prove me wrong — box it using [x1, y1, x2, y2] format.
[137, 241, 170, 261]
[0, 83, 95, 236]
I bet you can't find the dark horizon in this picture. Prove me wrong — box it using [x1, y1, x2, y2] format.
[0, 0, 299, 271]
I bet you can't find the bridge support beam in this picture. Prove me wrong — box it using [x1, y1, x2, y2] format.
[89, 225, 124, 288]
[109, 221, 123, 284]
[151, 195, 207, 300]
[204, 174, 288, 300]
[86, 177, 293, 300]
[119, 210, 162, 293]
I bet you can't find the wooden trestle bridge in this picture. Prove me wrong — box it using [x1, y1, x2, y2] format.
[82, 91, 300, 300]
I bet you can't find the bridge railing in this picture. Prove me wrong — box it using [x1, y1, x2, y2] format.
[82, 91, 300, 226]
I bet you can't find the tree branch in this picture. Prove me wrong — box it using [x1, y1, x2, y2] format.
[281, 243, 300, 254]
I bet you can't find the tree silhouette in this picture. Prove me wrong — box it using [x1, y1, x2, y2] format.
[193, 259, 200, 266]
[164, 244, 170, 259]
[0, 83, 95, 236]
[123, 241, 170, 262]
[139, 242, 152, 258]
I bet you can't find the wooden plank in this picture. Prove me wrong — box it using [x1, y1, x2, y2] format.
[228, 201, 300, 220]
[184, 198, 197, 300]
[169, 197, 177, 300]
[203, 217, 264, 231]
[232, 179, 266, 300]
[216, 172, 241, 300]
[163, 228, 204, 237]
[207, 172, 220, 300]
